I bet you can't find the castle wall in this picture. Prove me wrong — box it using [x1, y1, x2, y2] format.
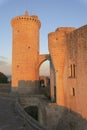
[48, 25, 87, 118]
[65, 25, 87, 118]
[48, 27, 75, 106]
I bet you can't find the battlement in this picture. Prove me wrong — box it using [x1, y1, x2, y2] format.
[55, 27, 75, 32]
[48, 32, 56, 39]
[11, 11, 41, 28]
[48, 27, 75, 40]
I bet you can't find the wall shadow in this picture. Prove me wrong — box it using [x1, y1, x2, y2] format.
[24, 106, 38, 121]
[18, 80, 51, 98]
[0, 83, 11, 93]
[18, 80, 40, 94]
[47, 105, 87, 130]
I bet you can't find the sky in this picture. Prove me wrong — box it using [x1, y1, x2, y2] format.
[0, 0, 87, 75]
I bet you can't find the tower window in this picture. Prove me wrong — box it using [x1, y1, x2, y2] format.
[73, 64, 75, 78]
[17, 65, 19, 68]
[72, 88, 75, 96]
[28, 46, 30, 49]
[69, 64, 76, 78]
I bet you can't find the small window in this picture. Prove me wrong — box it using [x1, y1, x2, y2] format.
[17, 65, 19, 68]
[68, 64, 72, 78]
[73, 64, 75, 78]
[72, 88, 75, 96]
[69, 64, 76, 78]
[28, 46, 30, 49]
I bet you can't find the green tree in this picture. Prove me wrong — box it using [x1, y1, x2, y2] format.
[0, 72, 8, 83]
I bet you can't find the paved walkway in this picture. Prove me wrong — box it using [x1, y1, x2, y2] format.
[0, 96, 33, 130]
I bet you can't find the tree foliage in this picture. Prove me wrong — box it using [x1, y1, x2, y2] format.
[0, 72, 8, 83]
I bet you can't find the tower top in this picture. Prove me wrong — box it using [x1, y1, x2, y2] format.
[25, 10, 29, 16]
[11, 10, 41, 29]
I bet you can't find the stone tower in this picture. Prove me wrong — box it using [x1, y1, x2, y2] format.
[11, 11, 41, 91]
[48, 27, 75, 106]
[48, 25, 87, 119]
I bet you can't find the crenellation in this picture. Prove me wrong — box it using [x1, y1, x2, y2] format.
[11, 16, 41, 29]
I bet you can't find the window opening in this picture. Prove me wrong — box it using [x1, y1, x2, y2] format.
[69, 64, 76, 78]
[72, 88, 75, 96]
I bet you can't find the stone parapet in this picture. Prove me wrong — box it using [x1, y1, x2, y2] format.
[15, 100, 47, 130]
[11, 13, 41, 28]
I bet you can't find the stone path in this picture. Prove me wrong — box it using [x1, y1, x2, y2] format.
[0, 96, 34, 130]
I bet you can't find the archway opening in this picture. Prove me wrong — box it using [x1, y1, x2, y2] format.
[39, 60, 50, 99]
[24, 106, 38, 121]
[39, 60, 50, 77]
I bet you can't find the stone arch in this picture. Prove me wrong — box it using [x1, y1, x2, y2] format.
[38, 54, 50, 81]
[38, 54, 50, 68]
[37, 54, 50, 96]
[36, 54, 50, 80]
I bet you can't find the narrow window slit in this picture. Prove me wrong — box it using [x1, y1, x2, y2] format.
[72, 88, 75, 96]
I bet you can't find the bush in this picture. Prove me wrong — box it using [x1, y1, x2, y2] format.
[0, 72, 8, 83]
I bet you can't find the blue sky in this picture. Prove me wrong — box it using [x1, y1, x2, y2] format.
[0, 0, 87, 75]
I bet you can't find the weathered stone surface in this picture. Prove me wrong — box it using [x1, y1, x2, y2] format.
[0, 96, 30, 130]
[11, 11, 87, 119]
[48, 25, 87, 118]
[11, 11, 48, 92]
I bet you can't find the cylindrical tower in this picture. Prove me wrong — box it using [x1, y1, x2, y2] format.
[11, 11, 41, 89]
[48, 27, 75, 106]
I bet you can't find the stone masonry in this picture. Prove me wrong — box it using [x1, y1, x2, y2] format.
[48, 25, 87, 119]
[11, 11, 87, 119]
[11, 11, 48, 92]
